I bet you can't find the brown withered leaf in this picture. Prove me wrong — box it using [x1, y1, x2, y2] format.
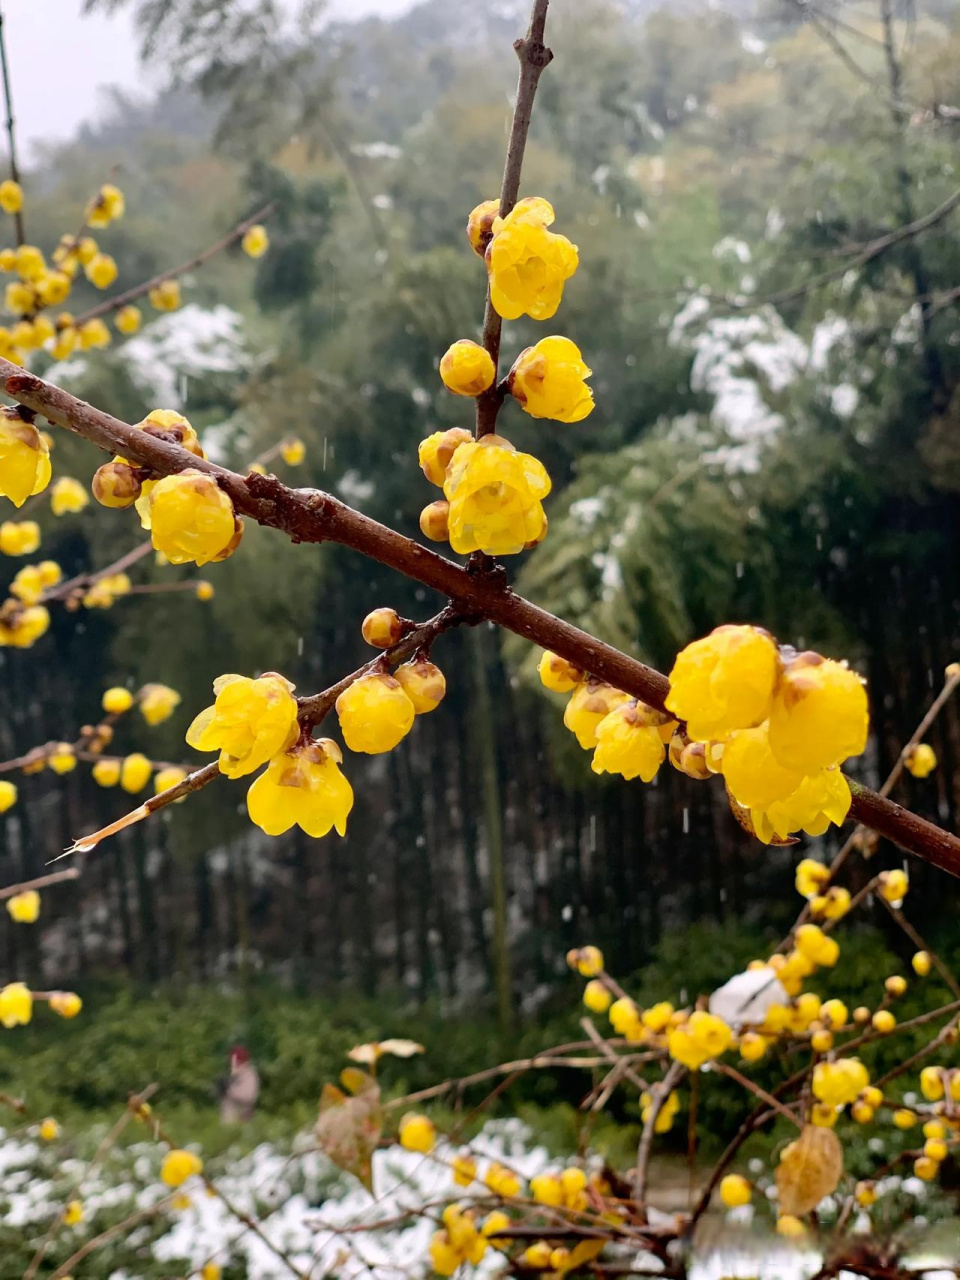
[315, 1070, 382, 1193]
[776, 1124, 843, 1216]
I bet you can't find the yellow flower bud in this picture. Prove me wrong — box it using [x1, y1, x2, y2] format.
[119, 752, 152, 793]
[719, 1174, 751, 1208]
[398, 1112, 435, 1153]
[336, 672, 415, 754]
[537, 650, 583, 693]
[419, 499, 450, 541]
[15, 244, 45, 280]
[582, 979, 611, 1014]
[0, 180, 23, 214]
[0, 519, 40, 555]
[196, 580, 215, 601]
[92, 758, 122, 787]
[810, 1028, 833, 1053]
[79, 318, 111, 349]
[161, 1149, 203, 1188]
[855, 1180, 876, 1207]
[394, 657, 446, 714]
[92, 460, 142, 508]
[87, 183, 125, 227]
[49, 990, 81, 1018]
[115, 305, 142, 335]
[872, 1009, 896, 1034]
[39, 1117, 59, 1141]
[103, 686, 134, 715]
[567, 945, 604, 977]
[361, 607, 405, 648]
[0, 980, 31, 1026]
[242, 224, 269, 258]
[149, 278, 182, 311]
[892, 1108, 916, 1129]
[6, 890, 40, 923]
[85, 252, 118, 289]
[49, 744, 76, 774]
[878, 869, 909, 904]
[851, 1100, 875, 1124]
[914, 1155, 939, 1181]
[776, 1215, 805, 1239]
[466, 198, 500, 255]
[739, 1032, 768, 1062]
[509, 335, 594, 423]
[885, 975, 907, 998]
[439, 339, 496, 397]
[484, 1162, 521, 1198]
[62, 1199, 84, 1225]
[912, 950, 932, 976]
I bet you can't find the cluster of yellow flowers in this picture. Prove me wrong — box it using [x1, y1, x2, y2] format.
[187, 610, 446, 839]
[665, 624, 869, 843]
[417, 197, 591, 558]
[0, 982, 81, 1028]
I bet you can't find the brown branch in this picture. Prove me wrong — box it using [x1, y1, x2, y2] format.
[880, 896, 960, 999]
[70, 201, 276, 326]
[0, 867, 80, 900]
[475, 0, 553, 437]
[0, 9, 24, 247]
[4, 361, 960, 876]
[634, 1060, 685, 1216]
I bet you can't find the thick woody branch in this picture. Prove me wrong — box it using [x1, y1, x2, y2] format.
[4, 359, 960, 876]
[71, 201, 276, 326]
[475, 0, 553, 437]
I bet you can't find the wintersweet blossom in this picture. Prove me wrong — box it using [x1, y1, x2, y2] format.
[767, 654, 869, 773]
[335, 673, 416, 754]
[148, 469, 242, 566]
[246, 739, 353, 838]
[186, 673, 299, 778]
[485, 197, 579, 321]
[508, 336, 594, 422]
[666, 625, 780, 742]
[443, 435, 550, 556]
[0, 411, 52, 507]
[439, 339, 496, 397]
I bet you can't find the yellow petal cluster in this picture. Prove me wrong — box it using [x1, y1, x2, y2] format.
[666, 625, 779, 742]
[6, 889, 40, 923]
[905, 743, 937, 778]
[398, 1112, 435, 1153]
[443, 435, 550, 556]
[86, 183, 125, 228]
[0, 412, 52, 507]
[563, 680, 630, 750]
[336, 672, 415, 754]
[394, 658, 446, 714]
[148, 469, 241, 566]
[161, 1148, 204, 1188]
[91, 757, 122, 787]
[140, 683, 181, 725]
[812, 1057, 869, 1109]
[667, 1011, 732, 1070]
[242, 224, 270, 258]
[640, 1089, 680, 1134]
[439, 339, 496, 397]
[0, 981, 32, 1027]
[508, 336, 594, 423]
[418, 428, 472, 487]
[50, 476, 89, 515]
[430, 1204, 488, 1276]
[591, 700, 670, 782]
[247, 739, 353, 838]
[485, 197, 579, 321]
[149, 279, 182, 311]
[0, 519, 40, 554]
[767, 654, 868, 774]
[0, 180, 23, 214]
[187, 673, 298, 778]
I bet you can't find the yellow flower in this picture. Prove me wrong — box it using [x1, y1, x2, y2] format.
[196, 580, 215, 601]
[443, 434, 551, 555]
[563, 680, 630, 749]
[398, 1112, 435, 1153]
[149, 279, 182, 311]
[92, 758, 121, 787]
[484, 1162, 521, 1198]
[85, 252, 118, 289]
[49, 744, 77, 774]
[120, 753, 153, 793]
[452, 1151, 477, 1187]
[75, 236, 98, 265]
[140, 684, 181, 725]
[721, 726, 803, 810]
[795, 857, 829, 899]
[242, 224, 270, 258]
[567, 945, 604, 976]
[485, 197, 578, 321]
[885, 975, 907, 997]
[39, 1117, 60, 1141]
[0, 180, 23, 213]
[583, 979, 611, 1013]
[0, 248, 13, 271]
[0, 412, 52, 507]
[872, 1010, 896, 1034]
[11, 563, 44, 604]
[0, 519, 40, 554]
[336, 672, 415, 753]
[608, 996, 643, 1041]
[148, 469, 241, 567]
[508, 336, 594, 423]
[904, 743, 937, 778]
[538, 650, 583, 693]
[767, 654, 868, 773]
[49, 990, 82, 1018]
[394, 658, 446, 714]
[431, 1205, 488, 1274]
[913, 950, 932, 976]
[640, 1088, 680, 1134]
[591, 701, 667, 782]
[810, 885, 851, 921]
[794, 923, 839, 968]
[15, 244, 45, 280]
[667, 1010, 732, 1070]
[466, 198, 500, 255]
[201, 1265, 221, 1280]
[750, 769, 851, 844]
[115, 305, 142, 335]
[921, 1066, 945, 1101]
[0, 604, 50, 648]
[739, 1032, 768, 1061]
[50, 476, 89, 516]
[103, 686, 134, 715]
[155, 766, 187, 793]
[812, 1058, 869, 1108]
[7, 889, 40, 923]
[79, 318, 111, 349]
[63, 1200, 84, 1225]
[665, 625, 780, 743]
[247, 738, 353, 838]
[418, 427, 473, 486]
[878, 868, 908, 904]
[87, 183, 125, 227]
[0, 981, 32, 1027]
[439, 339, 496, 397]
[92, 461, 142, 509]
[361, 607, 405, 648]
[719, 1174, 752, 1208]
[187, 673, 298, 778]
[893, 1107, 917, 1129]
[49, 324, 76, 362]
[821, 999, 848, 1029]
[161, 1148, 203, 1187]
[280, 437, 305, 466]
[915, 1155, 940, 1181]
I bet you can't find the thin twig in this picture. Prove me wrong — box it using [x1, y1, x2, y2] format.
[0, 8, 24, 247]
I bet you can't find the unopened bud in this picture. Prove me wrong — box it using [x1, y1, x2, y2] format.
[92, 461, 142, 509]
[361, 607, 406, 649]
[419, 500, 450, 542]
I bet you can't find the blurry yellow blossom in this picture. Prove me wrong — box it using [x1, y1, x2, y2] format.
[508, 336, 594, 422]
[242, 224, 269, 258]
[280, 437, 305, 466]
[640, 1088, 680, 1134]
[150, 279, 182, 311]
[567, 945, 603, 976]
[466, 198, 500, 255]
[103, 686, 134, 715]
[161, 1149, 203, 1188]
[50, 476, 89, 516]
[196, 580, 215, 601]
[921, 1067, 945, 1101]
[79, 318, 111, 349]
[39, 1117, 59, 1141]
[85, 252, 118, 289]
[913, 950, 932, 976]
[795, 923, 839, 968]
[720, 1174, 752, 1207]
[812, 1058, 868, 1108]
[452, 1152, 477, 1187]
[872, 1010, 896, 1034]
[155, 766, 187, 793]
[583, 979, 611, 1013]
[87, 183, 125, 227]
[0, 520, 40, 554]
[904, 743, 937, 777]
[49, 990, 82, 1018]
[6, 890, 40, 923]
[48, 743, 77, 774]
[121, 753, 153, 793]
[247, 739, 353, 838]
[92, 758, 121, 787]
[398, 1113, 435, 1153]
[751, 770, 851, 844]
[115, 305, 142, 335]
[795, 858, 830, 899]
[0, 981, 32, 1027]
[667, 1011, 732, 1070]
[63, 1200, 84, 1225]
[0, 180, 23, 213]
[484, 1162, 521, 1198]
[0, 604, 50, 647]
[878, 869, 909, 904]
[187, 673, 298, 778]
[140, 684, 181, 725]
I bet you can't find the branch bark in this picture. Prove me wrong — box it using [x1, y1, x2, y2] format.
[0, 8, 24, 247]
[4, 359, 960, 876]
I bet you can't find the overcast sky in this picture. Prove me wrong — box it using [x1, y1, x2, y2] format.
[6, 0, 414, 162]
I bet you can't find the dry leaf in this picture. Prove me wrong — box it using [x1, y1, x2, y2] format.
[776, 1124, 843, 1216]
[316, 1072, 382, 1193]
[347, 1039, 425, 1065]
